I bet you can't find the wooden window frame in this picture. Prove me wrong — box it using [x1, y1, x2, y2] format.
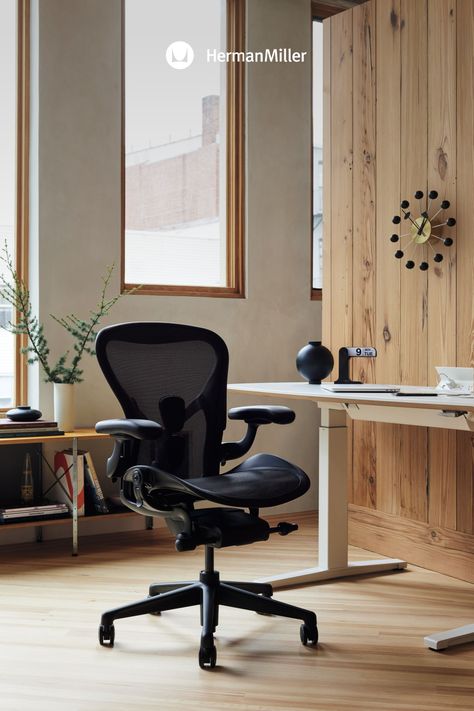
[311, 13, 323, 301]
[312, 0, 364, 21]
[311, 0, 365, 301]
[120, 0, 245, 299]
[1, 0, 29, 413]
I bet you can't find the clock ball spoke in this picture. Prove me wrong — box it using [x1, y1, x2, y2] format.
[441, 199, 450, 209]
[403, 239, 418, 257]
[429, 190, 438, 200]
[429, 206, 443, 221]
[444, 237, 453, 246]
[434, 253, 443, 263]
[405, 260, 415, 269]
[392, 215, 401, 224]
[390, 234, 399, 243]
[400, 200, 410, 209]
[395, 250, 404, 259]
[420, 262, 429, 271]
[414, 190, 424, 200]
[447, 217, 456, 227]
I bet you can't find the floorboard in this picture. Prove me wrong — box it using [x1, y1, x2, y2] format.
[0, 512, 473, 711]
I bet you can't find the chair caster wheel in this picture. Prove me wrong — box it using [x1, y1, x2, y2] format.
[199, 635, 217, 669]
[99, 624, 115, 647]
[300, 623, 318, 646]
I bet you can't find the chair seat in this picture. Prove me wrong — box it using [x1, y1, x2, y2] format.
[180, 454, 310, 508]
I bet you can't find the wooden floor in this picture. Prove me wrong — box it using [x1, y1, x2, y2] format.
[0, 511, 473, 711]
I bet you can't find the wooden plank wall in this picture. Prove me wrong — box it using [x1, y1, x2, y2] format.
[323, 0, 474, 581]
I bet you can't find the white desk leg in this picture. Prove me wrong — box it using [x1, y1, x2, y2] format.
[72, 437, 78, 556]
[424, 625, 474, 651]
[258, 406, 406, 589]
[318, 407, 350, 569]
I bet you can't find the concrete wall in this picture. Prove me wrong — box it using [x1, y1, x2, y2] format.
[3, 0, 320, 545]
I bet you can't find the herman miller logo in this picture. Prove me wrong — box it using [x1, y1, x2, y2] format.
[166, 41, 195, 70]
[208, 47, 308, 63]
[165, 41, 308, 70]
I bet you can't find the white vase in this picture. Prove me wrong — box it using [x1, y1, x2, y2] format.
[53, 383, 75, 432]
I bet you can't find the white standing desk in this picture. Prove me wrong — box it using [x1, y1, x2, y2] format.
[228, 382, 474, 651]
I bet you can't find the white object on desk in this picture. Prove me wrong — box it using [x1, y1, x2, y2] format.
[435, 366, 474, 396]
[321, 383, 400, 393]
[228, 381, 474, 651]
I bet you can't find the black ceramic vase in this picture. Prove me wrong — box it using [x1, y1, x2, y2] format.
[296, 341, 334, 384]
[6, 405, 42, 422]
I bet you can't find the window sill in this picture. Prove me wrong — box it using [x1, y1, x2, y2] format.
[122, 283, 245, 299]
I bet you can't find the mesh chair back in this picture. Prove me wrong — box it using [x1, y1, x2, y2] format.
[95, 323, 229, 478]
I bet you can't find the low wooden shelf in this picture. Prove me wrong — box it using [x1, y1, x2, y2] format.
[0, 510, 137, 531]
[0, 428, 144, 554]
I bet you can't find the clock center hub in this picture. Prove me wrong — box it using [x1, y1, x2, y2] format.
[411, 216, 432, 244]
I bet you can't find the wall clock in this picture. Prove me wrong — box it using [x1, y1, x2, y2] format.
[390, 190, 455, 270]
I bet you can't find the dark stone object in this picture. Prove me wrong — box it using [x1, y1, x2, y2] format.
[6, 405, 42, 422]
[296, 342, 334, 385]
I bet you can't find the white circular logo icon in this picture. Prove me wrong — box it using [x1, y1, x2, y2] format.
[166, 41, 194, 70]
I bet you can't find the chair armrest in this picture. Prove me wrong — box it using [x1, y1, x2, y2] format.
[228, 406, 295, 425]
[221, 406, 296, 464]
[95, 418, 163, 440]
[95, 419, 163, 480]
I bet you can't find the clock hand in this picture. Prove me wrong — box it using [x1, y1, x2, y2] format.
[401, 208, 421, 230]
[417, 215, 428, 236]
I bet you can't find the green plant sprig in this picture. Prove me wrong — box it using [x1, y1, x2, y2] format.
[0, 241, 137, 384]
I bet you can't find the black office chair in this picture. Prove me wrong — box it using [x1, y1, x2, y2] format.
[95, 322, 318, 668]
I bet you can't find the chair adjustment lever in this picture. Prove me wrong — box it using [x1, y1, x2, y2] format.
[175, 532, 197, 552]
[269, 521, 298, 536]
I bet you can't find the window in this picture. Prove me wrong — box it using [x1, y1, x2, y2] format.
[0, 0, 28, 410]
[123, 0, 244, 297]
[312, 18, 323, 296]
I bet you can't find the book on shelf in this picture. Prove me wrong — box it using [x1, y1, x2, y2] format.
[84, 451, 109, 514]
[0, 418, 59, 429]
[52, 449, 108, 515]
[0, 501, 69, 523]
[51, 450, 86, 516]
[0, 418, 63, 438]
[0, 429, 64, 439]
